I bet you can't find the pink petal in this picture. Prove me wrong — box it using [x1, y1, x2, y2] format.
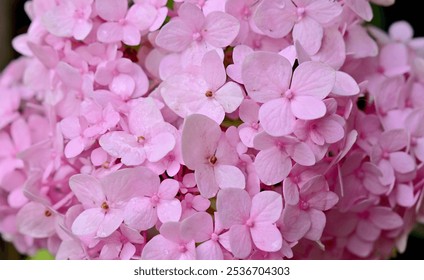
[181, 212, 213, 243]
[405, 109, 424, 137]
[145, 132, 176, 162]
[259, 98, 295, 136]
[242, 52, 291, 103]
[157, 199, 182, 223]
[129, 97, 164, 134]
[307, 191, 339, 211]
[255, 147, 292, 185]
[195, 164, 219, 198]
[97, 209, 124, 237]
[356, 219, 381, 242]
[201, 50, 226, 90]
[11, 118, 31, 151]
[110, 74, 136, 99]
[286, 142, 316, 166]
[71, 208, 105, 236]
[291, 61, 335, 98]
[214, 82, 244, 113]
[304, 208, 326, 241]
[122, 24, 141, 46]
[251, 223, 282, 252]
[379, 43, 410, 77]
[253, 0, 296, 38]
[229, 224, 252, 259]
[196, 240, 224, 260]
[369, 207, 403, 230]
[291, 96, 326, 120]
[95, 0, 127, 21]
[16, 202, 56, 238]
[214, 164, 246, 189]
[293, 17, 323, 55]
[178, 2, 205, 28]
[283, 179, 300, 205]
[102, 167, 159, 202]
[332, 71, 360, 96]
[64, 136, 85, 158]
[306, 0, 342, 23]
[141, 235, 194, 260]
[69, 174, 105, 207]
[251, 191, 282, 223]
[217, 188, 251, 228]
[97, 22, 123, 43]
[318, 118, 345, 144]
[204, 11, 240, 47]
[155, 19, 193, 52]
[281, 205, 311, 242]
[124, 197, 157, 231]
[239, 99, 260, 123]
[396, 184, 415, 208]
[347, 235, 373, 258]
[379, 129, 408, 152]
[389, 152, 415, 174]
[182, 114, 221, 169]
[346, 0, 372, 21]
[99, 131, 146, 166]
[158, 179, 180, 199]
[389, 21, 413, 42]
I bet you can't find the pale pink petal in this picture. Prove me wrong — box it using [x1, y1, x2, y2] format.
[346, 0, 372, 21]
[251, 223, 282, 252]
[69, 174, 104, 207]
[306, 0, 342, 23]
[155, 19, 193, 52]
[229, 224, 252, 259]
[204, 12, 240, 47]
[124, 197, 157, 231]
[158, 179, 180, 199]
[99, 131, 146, 166]
[195, 164, 219, 198]
[293, 17, 323, 55]
[291, 96, 326, 120]
[389, 21, 413, 42]
[332, 71, 360, 96]
[214, 82, 244, 113]
[97, 22, 123, 43]
[217, 188, 251, 228]
[102, 167, 159, 202]
[291, 61, 335, 98]
[16, 202, 56, 238]
[286, 142, 316, 166]
[178, 2, 205, 28]
[214, 164, 246, 189]
[196, 240, 224, 260]
[11, 118, 31, 151]
[251, 191, 283, 223]
[95, 0, 127, 21]
[141, 235, 191, 260]
[97, 208, 124, 237]
[201, 50, 226, 90]
[71, 208, 104, 236]
[110, 74, 136, 99]
[259, 98, 295, 136]
[145, 133, 176, 162]
[239, 99, 260, 123]
[157, 199, 182, 223]
[64, 136, 85, 158]
[253, 0, 296, 38]
[369, 207, 403, 230]
[254, 147, 291, 185]
[181, 114, 221, 169]
[195, 98, 226, 124]
[122, 24, 141, 46]
[242, 52, 291, 103]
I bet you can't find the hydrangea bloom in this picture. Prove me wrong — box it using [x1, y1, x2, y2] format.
[1, 0, 424, 260]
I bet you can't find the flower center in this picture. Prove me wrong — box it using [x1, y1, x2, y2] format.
[211, 233, 219, 242]
[205, 90, 213, 98]
[150, 194, 160, 206]
[284, 89, 294, 100]
[209, 155, 217, 165]
[297, 7, 306, 21]
[101, 201, 110, 211]
[102, 161, 110, 169]
[137, 136, 145, 143]
[299, 200, 309, 210]
[179, 244, 188, 253]
[245, 218, 254, 228]
[44, 210, 52, 217]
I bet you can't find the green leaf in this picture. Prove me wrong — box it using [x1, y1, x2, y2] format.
[29, 249, 54, 260]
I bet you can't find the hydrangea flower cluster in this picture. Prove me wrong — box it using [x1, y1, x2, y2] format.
[1, 0, 423, 260]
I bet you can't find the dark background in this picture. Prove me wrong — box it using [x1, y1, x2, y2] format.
[0, 0, 423, 260]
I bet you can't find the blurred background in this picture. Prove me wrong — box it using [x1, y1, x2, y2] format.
[0, 0, 423, 259]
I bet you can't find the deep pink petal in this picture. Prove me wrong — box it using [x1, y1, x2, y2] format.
[389, 152, 416, 174]
[347, 235, 373, 258]
[379, 129, 408, 152]
[283, 179, 300, 205]
[356, 219, 381, 242]
[304, 208, 326, 241]
[281, 205, 311, 242]
[369, 207, 403, 230]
